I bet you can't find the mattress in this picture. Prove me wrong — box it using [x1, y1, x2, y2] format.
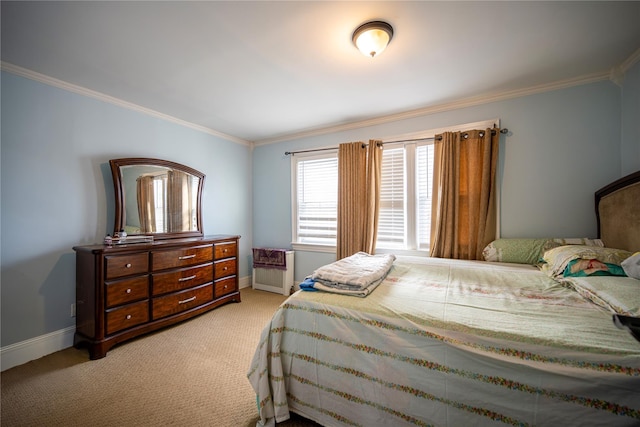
[248, 256, 640, 426]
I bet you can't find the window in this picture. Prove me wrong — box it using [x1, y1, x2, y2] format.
[416, 144, 435, 249]
[377, 143, 434, 251]
[292, 153, 338, 247]
[377, 146, 405, 248]
[291, 144, 431, 253]
[291, 120, 498, 253]
[153, 175, 167, 232]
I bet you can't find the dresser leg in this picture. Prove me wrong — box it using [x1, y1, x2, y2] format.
[88, 346, 108, 360]
[74, 334, 109, 359]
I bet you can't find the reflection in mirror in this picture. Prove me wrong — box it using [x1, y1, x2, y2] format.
[110, 158, 205, 239]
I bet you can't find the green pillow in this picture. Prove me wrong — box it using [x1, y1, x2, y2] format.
[483, 238, 606, 265]
[482, 239, 558, 264]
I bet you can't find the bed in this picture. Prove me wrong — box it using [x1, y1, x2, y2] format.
[248, 171, 640, 427]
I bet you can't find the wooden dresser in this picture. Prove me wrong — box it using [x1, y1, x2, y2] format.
[73, 235, 240, 359]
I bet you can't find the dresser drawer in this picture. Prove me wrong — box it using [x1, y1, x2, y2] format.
[151, 245, 213, 271]
[214, 276, 236, 298]
[105, 301, 149, 335]
[152, 263, 213, 296]
[105, 253, 149, 280]
[152, 283, 213, 320]
[105, 275, 149, 308]
[215, 241, 237, 260]
[214, 258, 236, 279]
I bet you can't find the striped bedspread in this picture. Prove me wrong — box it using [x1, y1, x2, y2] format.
[247, 256, 640, 427]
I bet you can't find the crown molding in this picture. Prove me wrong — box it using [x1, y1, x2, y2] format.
[610, 48, 640, 86]
[0, 61, 252, 147]
[620, 47, 640, 74]
[254, 71, 611, 145]
[3, 59, 630, 148]
[257, 48, 638, 145]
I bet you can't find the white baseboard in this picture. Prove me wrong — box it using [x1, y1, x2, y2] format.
[1, 275, 253, 372]
[239, 275, 251, 289]
[1, 326, 75, 372]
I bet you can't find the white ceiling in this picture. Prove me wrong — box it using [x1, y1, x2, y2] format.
[2, 1, 639, 144]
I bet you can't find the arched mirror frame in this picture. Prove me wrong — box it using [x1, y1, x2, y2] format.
[109, 157, 205, 240]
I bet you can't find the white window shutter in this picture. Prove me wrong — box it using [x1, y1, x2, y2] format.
[377, 147, 405, 248]
[296, 156, 338, 244]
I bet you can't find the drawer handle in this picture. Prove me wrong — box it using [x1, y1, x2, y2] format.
[125, 263, 132, 268]
[178, 254, 196, 260]
[179, 296, 197, 304]
[223, 267, 228, 271]
[179, 275, 197, 282]
[126, 314, 132, 320]
[224, 285, 228, 290]
[126, 288, 132, 294]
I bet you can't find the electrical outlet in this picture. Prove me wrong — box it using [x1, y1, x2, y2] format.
[71, 303, 76, 318]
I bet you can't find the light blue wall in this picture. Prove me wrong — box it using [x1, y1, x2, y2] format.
[2, 62, 638, 350]
[1, 71, 253, 347]
[254, 74, 638, 282]
[622, 60, 640, 175]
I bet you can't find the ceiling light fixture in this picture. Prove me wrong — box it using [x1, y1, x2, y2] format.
[352, 21, 394, 58]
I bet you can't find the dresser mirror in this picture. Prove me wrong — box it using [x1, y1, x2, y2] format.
[109, 158, 205, 239]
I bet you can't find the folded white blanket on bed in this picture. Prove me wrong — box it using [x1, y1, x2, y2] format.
[309, 252, 396, 297]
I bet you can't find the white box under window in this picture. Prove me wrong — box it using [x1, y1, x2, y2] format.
[252, 251, 294, 295]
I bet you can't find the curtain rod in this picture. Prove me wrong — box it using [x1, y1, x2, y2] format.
[285, 128, 509, 156]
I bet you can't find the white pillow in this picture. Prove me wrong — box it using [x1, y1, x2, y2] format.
[621, 252, 640, 280]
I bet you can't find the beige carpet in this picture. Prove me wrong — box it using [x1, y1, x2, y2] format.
[1, 288, 320, 427]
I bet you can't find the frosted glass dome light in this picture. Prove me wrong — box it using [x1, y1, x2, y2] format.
[352, 21, 394, 58]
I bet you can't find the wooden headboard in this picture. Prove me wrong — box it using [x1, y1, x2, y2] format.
[595, 170, 640, 252]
